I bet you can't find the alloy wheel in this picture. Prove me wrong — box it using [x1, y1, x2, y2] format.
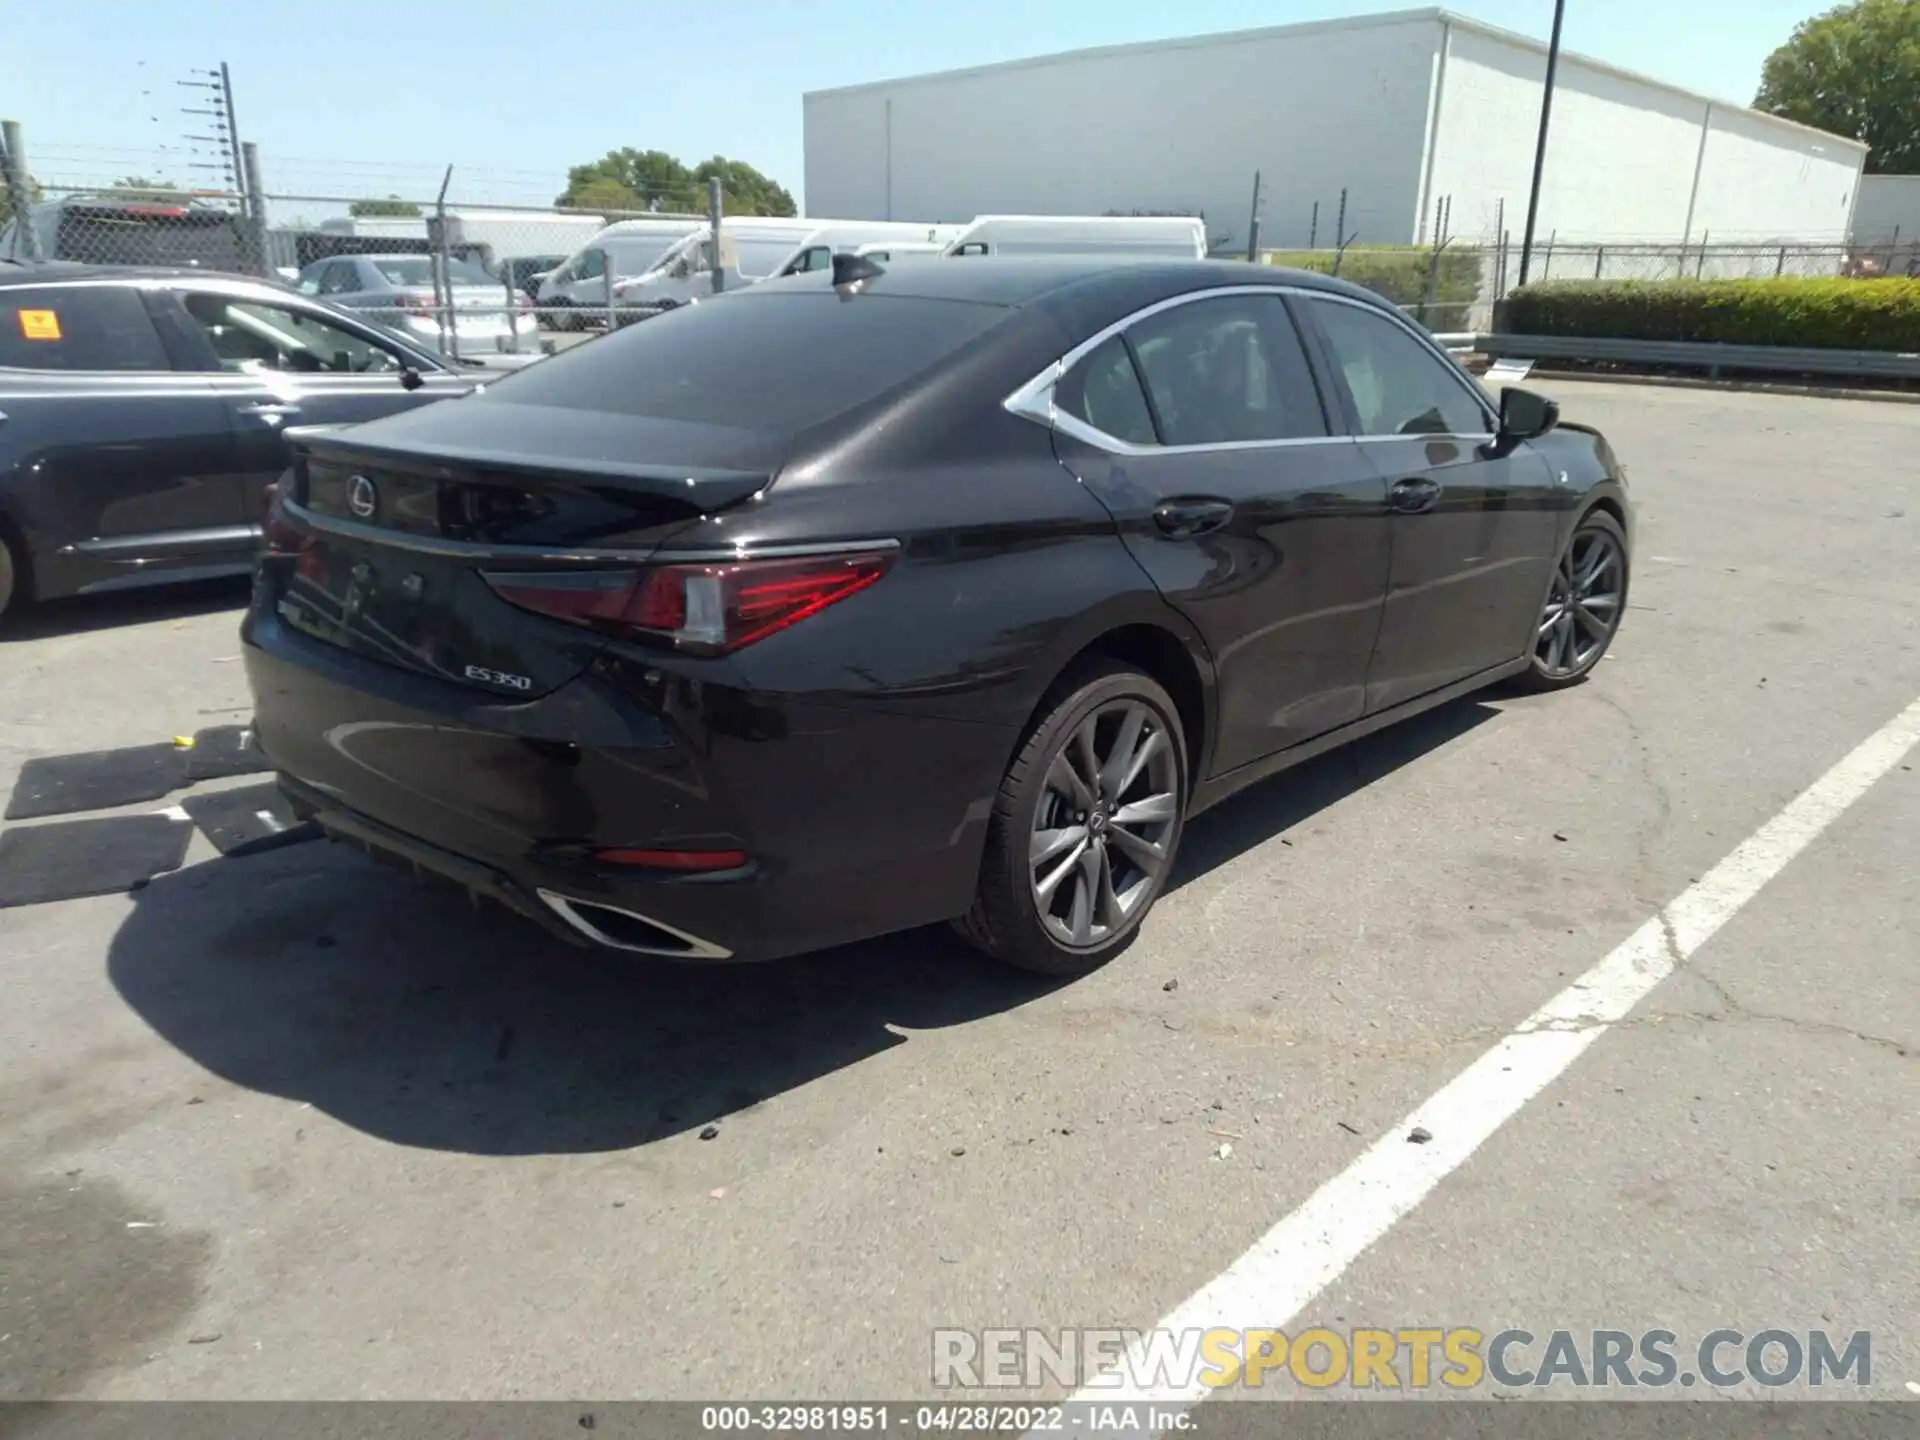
[1029, 699, 1180, 950]
[1536, 526, 1624, 679]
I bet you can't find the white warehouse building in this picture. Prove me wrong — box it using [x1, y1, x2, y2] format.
[803, 7, 1868, 255]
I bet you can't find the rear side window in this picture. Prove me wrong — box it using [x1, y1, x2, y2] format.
[486, 293, 1005, 432]
[1126, 294, 1327, 444]
[0, 285, 171, 371]
[1057, 335, 1156, 445]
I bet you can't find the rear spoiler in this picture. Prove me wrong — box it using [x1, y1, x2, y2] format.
[292, 411, 776, 512]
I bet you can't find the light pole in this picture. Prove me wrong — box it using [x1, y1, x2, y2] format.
[1516, 0, 1567, 289]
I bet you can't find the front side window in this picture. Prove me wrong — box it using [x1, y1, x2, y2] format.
[1056, 335, 1156, 446]
[318, 262, 358, 295]
[572, 248, 607, 282]
[0, 284, 170, 372]
[1304, 298, 1489, 438]
[791, 246, 833, 274]
[181, 293, 405, 375]
[1126, 294, 1327, 445]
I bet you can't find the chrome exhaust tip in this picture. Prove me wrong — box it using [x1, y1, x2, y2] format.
[535, 889, 733, 960]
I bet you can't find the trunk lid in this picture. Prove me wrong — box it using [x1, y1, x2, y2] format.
[276, 398, 784, 696]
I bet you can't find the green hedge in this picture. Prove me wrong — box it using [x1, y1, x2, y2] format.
[1501, 278, 1920, 352]
[1264, 246, 1483, 328]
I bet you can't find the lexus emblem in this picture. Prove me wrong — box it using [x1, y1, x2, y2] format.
[347, 474, 378, 519]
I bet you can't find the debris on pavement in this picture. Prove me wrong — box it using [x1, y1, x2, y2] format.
[1337, 1122, 1361, 1136]
[698, 1125, 720, 1141]
[1215, 1143, 1233, 1160]
[1162, 978, 1179, 992]
[1408, 1127, 1433, 1144]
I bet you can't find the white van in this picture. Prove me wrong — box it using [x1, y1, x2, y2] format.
[535, 217, 706, 328]
[769, 222, 965, 277]
[610, 219, 968, 311]
[942, 215, 1207, 260]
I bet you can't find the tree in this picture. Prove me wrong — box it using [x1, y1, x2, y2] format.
[349, 195, 422, 217]
[556, 148, 694, 212]
[1756, 0, 1920, 174]
[692, 156, 796, 217]
[554, 147, 796, 216]
[0, 172, 41, 231]
[562, 176, 647, 214]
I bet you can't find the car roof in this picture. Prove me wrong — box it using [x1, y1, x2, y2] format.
[0, 261, 272, 288]
[744, 255, 1384, 312]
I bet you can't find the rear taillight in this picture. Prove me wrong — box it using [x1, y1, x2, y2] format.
[397, 292, 434, 314]
[261, 477, 312, 555]
[482, 549, 894, 654]
[594, 847, 748, 872]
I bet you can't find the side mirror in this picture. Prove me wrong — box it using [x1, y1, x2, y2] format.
[1499, 386, 1559, 441]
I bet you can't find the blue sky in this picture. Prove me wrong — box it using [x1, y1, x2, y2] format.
[3, 0, 1820, 211]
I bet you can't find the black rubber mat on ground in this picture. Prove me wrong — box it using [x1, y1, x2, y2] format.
[3, 744, 189, 821]
[184, 724, 270, 783]
[0, 814, 193, 907]
[180, 781, 315, 856]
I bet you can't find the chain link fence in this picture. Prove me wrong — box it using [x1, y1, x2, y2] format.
[9, 129, 1915, 358]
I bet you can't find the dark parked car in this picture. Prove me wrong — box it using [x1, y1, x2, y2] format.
[244, 258, 1632, 975]
[0, 263, 483, 617]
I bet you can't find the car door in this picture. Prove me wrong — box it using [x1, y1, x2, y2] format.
[1040, 290, 1392, 776]
[158, 283, 475, 526]
[1295, 295, 1562, 712]
[0, 281, 245, 595]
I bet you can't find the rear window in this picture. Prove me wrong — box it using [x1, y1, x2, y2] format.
[0, 284, 171, 371]
[371, 257, 497, 288]
[485, 292, 1005, 431]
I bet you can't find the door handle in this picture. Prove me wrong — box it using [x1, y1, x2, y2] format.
[1153, 498, 1235, 540]
[1387, 477, 1442, 514]
[238, 401, 303, 421]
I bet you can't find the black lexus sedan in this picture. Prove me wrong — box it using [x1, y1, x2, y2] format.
[244, 256, 1632, 975]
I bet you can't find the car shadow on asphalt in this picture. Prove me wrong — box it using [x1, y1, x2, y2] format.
[0, 578, 250, 642]
[101, 694, 1504, 1157]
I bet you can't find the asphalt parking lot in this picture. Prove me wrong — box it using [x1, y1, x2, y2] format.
[0, 378, 1915, 1407]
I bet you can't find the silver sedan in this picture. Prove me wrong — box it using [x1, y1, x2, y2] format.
[293, 253, 541, 358]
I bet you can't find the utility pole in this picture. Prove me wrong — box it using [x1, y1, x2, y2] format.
[1516, 0, 1567, 289]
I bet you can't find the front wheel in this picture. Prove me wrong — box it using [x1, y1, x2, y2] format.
[956, 662, 1188, 975]
[0, 533, 19, 622]
[1520, 510, 1629, 690]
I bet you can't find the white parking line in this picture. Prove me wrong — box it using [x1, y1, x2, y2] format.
[1052, 692, 1920, 1429]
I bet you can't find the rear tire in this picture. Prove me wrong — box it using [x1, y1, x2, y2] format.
[956, 661, 1188, 976]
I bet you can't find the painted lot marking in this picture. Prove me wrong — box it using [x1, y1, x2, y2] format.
[1051, 693, 1920, 1429]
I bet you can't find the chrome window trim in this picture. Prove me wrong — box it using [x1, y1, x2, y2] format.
[1004, 282, 1498, 454]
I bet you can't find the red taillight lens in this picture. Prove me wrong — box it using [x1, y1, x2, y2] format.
[593, 847, 748, 872]
[482, 549, 893, 654]
[397, 292, 434, 314]
[261, 477, 312, 555]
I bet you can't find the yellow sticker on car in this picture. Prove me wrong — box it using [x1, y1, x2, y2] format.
[18, 309, 62, 341]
